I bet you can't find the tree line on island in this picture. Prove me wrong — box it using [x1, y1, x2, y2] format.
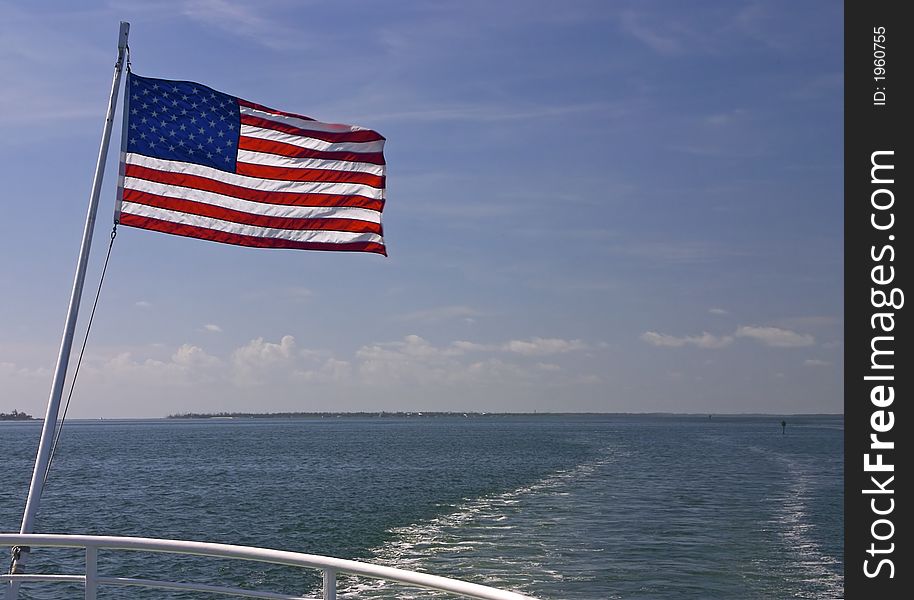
[0, 409, 35, 421]
[167, 411, 538, 419]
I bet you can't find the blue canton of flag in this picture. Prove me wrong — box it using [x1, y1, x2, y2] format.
[126, 75, 240, 171]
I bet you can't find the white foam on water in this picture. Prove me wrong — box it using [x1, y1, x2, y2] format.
[772, 460, 844, 599]
[335, 453, 618, 599]
[744, 444, 844, 599]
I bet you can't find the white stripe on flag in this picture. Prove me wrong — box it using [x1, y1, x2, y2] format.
[124, 177, 383, 223]
[236, 149, 385, 176]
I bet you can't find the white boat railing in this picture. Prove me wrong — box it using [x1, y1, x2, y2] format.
[1, 534, 537, 600]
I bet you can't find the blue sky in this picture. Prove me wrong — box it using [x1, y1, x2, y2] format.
[0, 0, 843, 417]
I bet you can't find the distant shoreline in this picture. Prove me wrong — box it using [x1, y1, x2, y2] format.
[166, 411, 843, 420]
[0, 412, 843, 423]
[167, 411, 552, 419]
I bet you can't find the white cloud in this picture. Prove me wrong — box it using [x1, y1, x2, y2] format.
[203, 324, 223, 333]
[281, 287, 314, 302]
[395, 305, 484, 323]
[135, 300, 152, 309]
[619, 10, 685, 55]
[180, 0, 303, 50]
[641, 332, 685, 347]
[354, 335, 591, 386]
[451, 337, 589, 356]
[356, 335, 468, 386]
[736, 326, 815, 348]
[7, 333, 598, 413]
[803, 359, 831, 367]
[0, 361, 50, 378]
[233, 335, 296, 364]
[641, 331, 733, 349]
[361, 101, 620, 124]
[774, 316, 840, 330]
[104, 353, 165, 377]
[452, 340, 491, 353]
[502, 337, 587, 356]
[643, 325, 815, 350]
[102, 344, 221, 385]
[709, 307, 729, 315]
[173, 344, 221, 369]
[231, 335, 296, 384]
[468, 358, 530, 380]
[293, 358, 353, 384]
[705, 109, 747, 127]
[173, 0, 366, 55]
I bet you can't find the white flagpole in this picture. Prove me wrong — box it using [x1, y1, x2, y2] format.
[9, 20, 130, 579]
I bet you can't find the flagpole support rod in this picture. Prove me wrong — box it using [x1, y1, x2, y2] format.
[8, 20, 130, 587]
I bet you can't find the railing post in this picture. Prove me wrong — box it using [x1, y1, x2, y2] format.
[85, 545, 97, 600]
[322, 568, 337, 600]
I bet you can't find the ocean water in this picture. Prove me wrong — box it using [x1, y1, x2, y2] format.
[0, 415, 843, 599]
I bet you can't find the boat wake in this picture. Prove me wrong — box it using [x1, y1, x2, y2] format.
[771, 458, 844, 599]
[745, 444, 844, 599]
[335, 453, 619, 599]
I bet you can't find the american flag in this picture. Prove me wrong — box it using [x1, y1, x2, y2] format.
[116, 74, 386, 255]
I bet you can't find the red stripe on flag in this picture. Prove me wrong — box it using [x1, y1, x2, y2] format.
[237, 99, 316, 122]
[123, 189, 383, 235]
[240, 114, 385, 144]
[238, 135, 386, 166]
[236, 162, 385, 188]
[125, 164, 385, 212]
[120, 213, 387, 255]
